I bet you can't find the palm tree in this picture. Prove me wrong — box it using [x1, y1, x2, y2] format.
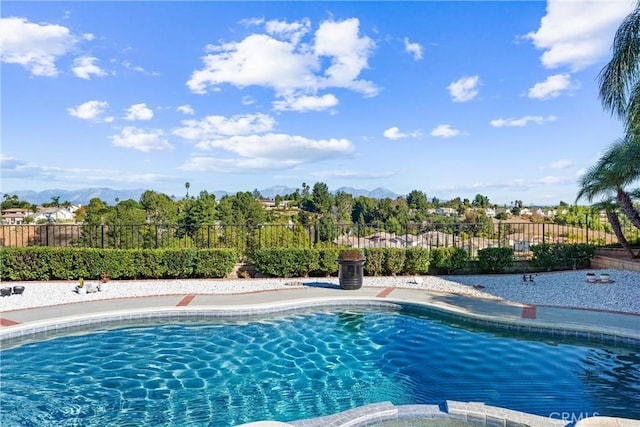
[595, 135, 640, 229]
[592, 200, 638, 258]
[577, 139, 640, 255]
[185, 182, 190, 199]
[598, 1, 640, 130]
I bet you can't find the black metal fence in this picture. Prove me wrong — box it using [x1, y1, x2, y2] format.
[2, 219, 638, 259]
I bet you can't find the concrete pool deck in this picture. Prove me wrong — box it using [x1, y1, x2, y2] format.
[1, 283, 639, 427]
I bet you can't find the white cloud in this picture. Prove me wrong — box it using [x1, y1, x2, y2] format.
[490, 115, 557, 127]
[121, 60, 159, 76]
[525, 0, 634, 71]
[124, 103, 154, 121]
[174, 111, 354, 172]
[177, 105, 195, 115]
[0, 17, 78, 76]
[265, 18, 311, 44]
[272, 93, 338, 112]
[109, 127, 173, 152]
[72, 56, 107, 79]
[383, 126, 421, 140]
[315, 18, 377, 95]
[180, 134, 354, 172]
[548, 159, 572, 169]
[447, 76, 479, 102]
[174, 113, 276, 141]
[528, 74, 573, 99]
[431, 124, 461, 138]
[403, 37, 423, 60]
[67, 100, 109, 120]
[186, 17, 378, 107]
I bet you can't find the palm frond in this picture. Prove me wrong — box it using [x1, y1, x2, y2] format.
[598, 2, 640, 121]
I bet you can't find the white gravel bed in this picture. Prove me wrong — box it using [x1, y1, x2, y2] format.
[0, 268, 638, 314]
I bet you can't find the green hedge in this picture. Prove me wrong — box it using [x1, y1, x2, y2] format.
[430, 247, 469, 274]
[477, 247, 514, 273]
[0, 247, 237, 281]
[250, 247, 430, 278]
[0, 244, 596, 281]
[531, 243, 596, 271]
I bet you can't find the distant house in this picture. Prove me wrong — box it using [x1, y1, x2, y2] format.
[436, 207, 457, 216]
[1, 208, 29, 225]
[258, 199, 290, 210]
[30, 207, 76, 223]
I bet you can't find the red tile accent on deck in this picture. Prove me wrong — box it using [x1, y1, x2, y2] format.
[176, 295, 196, 307]
[0, 317, 21, 327]
[376, 287, 395, 298]
[522, 305, 537, 319]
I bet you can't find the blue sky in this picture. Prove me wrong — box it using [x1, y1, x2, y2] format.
[1, 0, 634, 205]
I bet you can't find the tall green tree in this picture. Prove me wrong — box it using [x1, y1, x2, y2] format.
[598, 1, 640, 130]
[140, 190, 177, 224]
[578, 136, 640, 230]
[177, 191, 217, 246]
[593, 200, 638, 258]
[217, 192, 266, 225]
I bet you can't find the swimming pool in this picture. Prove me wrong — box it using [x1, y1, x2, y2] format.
[1, 306, 638, 426]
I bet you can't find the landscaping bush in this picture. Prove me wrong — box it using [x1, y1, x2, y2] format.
[1, 247, 52, 280]
[363, 248, 384, 276]
[383, 248, 406, 276]
[131, 249, 166, 279]
[250, 248, 319, 278]
[430, 247, 469, 274]
[403, 248, 430, 275]
[531, 243, 596, 271]
[193, 249, 237, 278]
[477, 247, 514, 273]
[161, 249, 197, 278]
[313, 248, 340, 276]
[0, 247, 237, 280]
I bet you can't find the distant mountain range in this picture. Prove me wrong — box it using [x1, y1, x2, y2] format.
[4, 186, 400, 205]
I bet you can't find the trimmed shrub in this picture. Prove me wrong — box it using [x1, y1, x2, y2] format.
[431, 247, 469, 274]
[250, 248, 319, 278]
[383, 248, 406, 276]
[363, 248, 384, 276]
[193, 249, 237, 278]
[531, 243, 596, 271]
[477, 247, 514, 273]
[404, 248, 430, 275]
[1, 247, 51, 280]
[313, 248, 340, 277]
[0, 247, 237, 281]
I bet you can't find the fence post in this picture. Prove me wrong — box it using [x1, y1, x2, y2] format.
[542, 223, 545, 245]
[585, 213, 589, 244]
[101, 225, 105, 248]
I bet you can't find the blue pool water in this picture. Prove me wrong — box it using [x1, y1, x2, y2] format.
[1, 307, 639, 426]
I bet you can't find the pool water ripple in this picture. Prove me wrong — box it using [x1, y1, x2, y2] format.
[1, 308, 639, 426]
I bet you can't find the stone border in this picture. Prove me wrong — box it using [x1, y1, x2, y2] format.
[238, 401, 569, 427]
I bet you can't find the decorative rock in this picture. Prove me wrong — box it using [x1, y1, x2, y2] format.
[86, 283, 99, 293]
